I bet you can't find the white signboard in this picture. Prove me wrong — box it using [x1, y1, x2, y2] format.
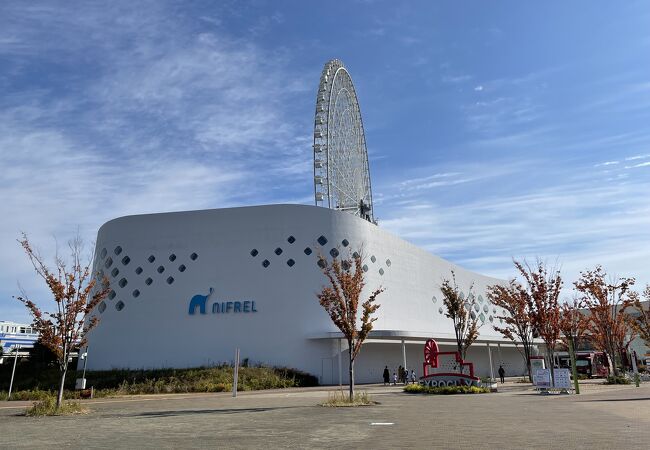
[533, 368, 551, 388]
[552, 369, 572, 389]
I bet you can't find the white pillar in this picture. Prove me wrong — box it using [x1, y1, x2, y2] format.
[487, 342, 495, 381]
[402, 339, 407, 371]
[497, 342, 503, 364]
[338, 339, 342, 388]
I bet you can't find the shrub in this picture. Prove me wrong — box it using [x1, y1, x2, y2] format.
[25, 395, 86, 416]
[404, 384, 490, 395]
[321, 390, 376, 407]
[605, 375, 630, 385]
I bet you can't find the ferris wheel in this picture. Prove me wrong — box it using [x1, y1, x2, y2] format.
[313, 59, 374, 223]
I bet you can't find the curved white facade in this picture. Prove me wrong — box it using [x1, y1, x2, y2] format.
[85, 204, 529, 383]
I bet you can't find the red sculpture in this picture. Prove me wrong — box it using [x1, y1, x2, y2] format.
[421, 338, 478, 384]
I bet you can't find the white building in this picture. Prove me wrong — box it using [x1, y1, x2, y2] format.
[0, 320, 38, 357]
[84, 203, 530, 383]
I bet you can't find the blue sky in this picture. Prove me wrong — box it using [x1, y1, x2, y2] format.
[1, 1, 650, 322]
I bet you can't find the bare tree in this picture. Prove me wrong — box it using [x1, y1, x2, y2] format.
[316, 250, 383, 401]
[574, 266, 635, 377]
[626, 285, 650, 347]
[15, 233, 109, 408]
[439, 271, 480, 366]
[514, 260, 562, 383]
[486, 279, 536, 381]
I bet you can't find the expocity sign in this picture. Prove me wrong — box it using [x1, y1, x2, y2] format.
[188, 287, 257, 316]
[419, 339, 481, 388]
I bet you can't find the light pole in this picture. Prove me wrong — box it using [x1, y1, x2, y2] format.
[81, 346, 89, 385]
[8, 345, 20, 400]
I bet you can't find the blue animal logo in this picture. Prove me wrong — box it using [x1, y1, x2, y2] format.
[188, 287, 214, 315]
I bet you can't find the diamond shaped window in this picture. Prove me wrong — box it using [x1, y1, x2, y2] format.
[287, 236, 296, 244]
[287, 259, 295, 267]
[304, 247, 312, 255]
[317, 236, 328, 246]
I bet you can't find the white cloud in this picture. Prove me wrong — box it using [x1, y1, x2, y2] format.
[474, 85, 484, 91]
[0, 3, 314, 321]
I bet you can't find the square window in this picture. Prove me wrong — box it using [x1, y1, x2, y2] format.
[329, 248, 339, 258]
[98, 302, 106, 313]
[108, 290, 116, 300]
[342, 261, 350, 271]
[166, 276, 174, 284]
[317, 235, 328, 246]
[178, 264, 186, 272]
[274, 247, 283, 255]
[287, 236, 296, 244]
[287, 259, 295, 267]
[122, 256, 130, 265]
[148, 255, 155, 263]
[379, 268, 385, 276]
[304, 247, 312, 255]
[190, 252, 198, 260]
[342, 239, 349, 247]
[111, 268, 119, 277]
[118, 278, 127, 288]
[157, 266, 165, 273]
[262, 259, 270, 268]
[145, 278, 153, 285]
[362, 264, 368, 272]
[317, 258, 326, 269]
[352, 252, 360, 259]
[100, 248, 107, 259]
[114, 246, 122, 255]
[169, 254, 176, 262]
[115, 301, 125, 311]
[370, 255, 376, 263]
[133, 289, 140, 298]
[135, 267, 143, 275]
[104, 257, 113, 268]
[250, 249, 259, 257]
[386, 259, 391, 267]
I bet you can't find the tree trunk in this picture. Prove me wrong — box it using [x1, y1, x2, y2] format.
[348, 345, 354, 402]
[57, 365, 67, 409]
[523, 344, 532, 382]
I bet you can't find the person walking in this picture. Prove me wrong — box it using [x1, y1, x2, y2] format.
[383, 366, 390, 386]
[392, 371, 397, 385]
[498, 365, 506, 383]
[411, 369, 417, 384]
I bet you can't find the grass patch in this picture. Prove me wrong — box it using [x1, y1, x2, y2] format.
[0, 364, 318, 400]
[404, 384, 490, 395]
[320, 390, 377, 407]
[25, 395, 87, 416]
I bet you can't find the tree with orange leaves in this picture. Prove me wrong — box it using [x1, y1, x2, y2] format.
[626, 285, 650, 347]
[316, 250, 383, 401]
[486, 279, 536, 381]
[558, 296, 589, 353]
[439, 271, 480, 367]
[15, 233, 109, 409]
[574, 266, 635, 377]
[513, 259, 562, 384]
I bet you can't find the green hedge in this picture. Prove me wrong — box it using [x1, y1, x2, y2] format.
[404, 384, 490, 395]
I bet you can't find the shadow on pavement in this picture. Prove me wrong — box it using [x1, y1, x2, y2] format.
[129, 406, 300, 419]
[578, 397, 650, 402]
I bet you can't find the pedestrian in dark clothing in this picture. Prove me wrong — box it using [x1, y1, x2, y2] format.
[498, 365, 506, 383]
[383, 366, 390, 385]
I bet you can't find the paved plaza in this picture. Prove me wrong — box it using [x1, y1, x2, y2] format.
[1, 381, 649, 449]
